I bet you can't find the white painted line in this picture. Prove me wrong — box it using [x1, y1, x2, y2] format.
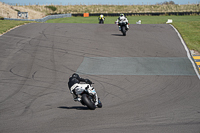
[170, 24, 200, 80]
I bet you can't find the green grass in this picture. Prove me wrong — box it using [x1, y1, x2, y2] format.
[46, 15, 200, 24]
[128, 15, 200, 24]
[46, 16, 99, 23]
[173, 21, 200, 52]
[0, 20, 35, 34]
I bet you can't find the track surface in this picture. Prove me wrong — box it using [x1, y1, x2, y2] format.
[0, 23, 200, 133]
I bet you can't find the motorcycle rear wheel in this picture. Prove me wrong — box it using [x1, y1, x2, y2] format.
[82, 94, 96, 110]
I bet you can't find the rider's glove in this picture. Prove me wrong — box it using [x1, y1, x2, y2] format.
[85, 79, 92, 84]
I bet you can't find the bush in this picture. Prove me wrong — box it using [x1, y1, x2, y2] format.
[0, 16, 4, 20]
[157, 1, 175, 5]
[45, 6, 57, 12]
[162, 1, 175, 5]
[14, 9, 21, 12]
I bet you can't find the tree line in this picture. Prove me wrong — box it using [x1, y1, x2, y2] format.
[157, 1, 175, 5]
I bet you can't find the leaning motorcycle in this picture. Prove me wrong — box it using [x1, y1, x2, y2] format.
[74, 83, 102, 110]
[117, 21, 129, 36]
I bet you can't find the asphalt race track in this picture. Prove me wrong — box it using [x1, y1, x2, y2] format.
[0, 23, 200, 133]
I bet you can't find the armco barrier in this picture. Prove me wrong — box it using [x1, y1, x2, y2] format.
[4, 13, 71, 22]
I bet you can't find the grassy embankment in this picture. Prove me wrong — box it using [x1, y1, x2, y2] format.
[24, 4, 200, 14]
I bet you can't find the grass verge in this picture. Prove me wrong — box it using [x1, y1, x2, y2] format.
[46, 15, 200, 24]
[173, 21, 200, 53]
[0, 20, 35, 35]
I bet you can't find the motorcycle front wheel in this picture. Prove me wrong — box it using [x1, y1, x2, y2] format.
[82, 94, 96, 110]
[99, 19, 104, 24]
[122, 26, 126, 36]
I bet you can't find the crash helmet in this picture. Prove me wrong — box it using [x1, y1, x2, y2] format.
[120, 14, 124, 17]
[100, 14, 104, 18]
[72, 73, 80, 79]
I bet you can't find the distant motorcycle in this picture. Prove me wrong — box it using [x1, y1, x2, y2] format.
[74, 83, 102, 110]
[98, 16, 105, 24]
[99, 18, 104, 24]
[116, 20, 129, 36]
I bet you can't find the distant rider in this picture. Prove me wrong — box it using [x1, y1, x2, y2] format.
[98, 14, 105, 23]
[115, 14, 129, 31]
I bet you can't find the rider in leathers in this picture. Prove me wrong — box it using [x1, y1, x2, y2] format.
[98, 14, 105, 22]
[68, 73, 99, 106]
[115, 14, 129, 31]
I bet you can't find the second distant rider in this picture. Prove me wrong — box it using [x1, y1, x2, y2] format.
[115, 14, 129, 31]
[98, 14, 105, 24]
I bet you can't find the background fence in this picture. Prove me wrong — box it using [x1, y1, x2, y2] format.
[4, 13, 71, 22]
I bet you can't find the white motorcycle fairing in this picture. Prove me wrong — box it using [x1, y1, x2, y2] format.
[71, 83, 99, 106]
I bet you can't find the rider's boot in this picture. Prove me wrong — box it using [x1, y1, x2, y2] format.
[74, 97, 81, 102]
[119, 26, 121, 31]
[72, 91, 81, 102]
[126, 25, 129, 30]
[97, 98, 102, 108]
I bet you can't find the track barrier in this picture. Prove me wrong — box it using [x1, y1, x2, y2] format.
[4, 13, 71, 22]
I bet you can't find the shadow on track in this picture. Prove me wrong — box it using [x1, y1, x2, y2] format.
[111, 34, 124, 36]
[58, 106, 89, 110]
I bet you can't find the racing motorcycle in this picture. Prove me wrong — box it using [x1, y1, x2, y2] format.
[98, 17, 104, 24]
[74, 83, 102, 110]
[116, 21, 129, 36]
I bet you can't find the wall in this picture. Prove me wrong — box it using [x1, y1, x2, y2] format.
[4, 13, 71, 22]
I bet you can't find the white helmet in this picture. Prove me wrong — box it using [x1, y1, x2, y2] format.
[120, 14, 124, 17]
